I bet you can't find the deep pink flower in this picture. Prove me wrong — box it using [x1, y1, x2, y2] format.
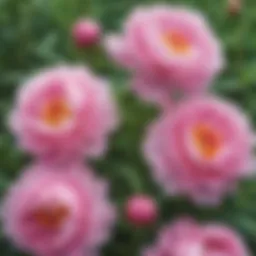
[125, 195, 158, 226]
[144, 97, 254, 205]
[1, 163, 116, 256]
[10, 66, 118, 161]
[143, 219, 249, 256]
[105, 6, 224, 105]
[72, 19, 101, 47]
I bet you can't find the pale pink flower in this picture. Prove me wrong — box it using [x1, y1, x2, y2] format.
[125, 195, 158, 226]
[144, 97, 254, 205]
[72, 19, 101, 47]
[143, 218, 250, 256]
[1, 163, 116, 256]
[202, 224, 250, 256]
[105, 6, 224, 104]
[10, 66, 118, 161]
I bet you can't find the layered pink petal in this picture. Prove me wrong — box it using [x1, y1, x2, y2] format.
[142, 218, 250, 256]
[144, 97, 254, 205]
[105, 5, 224, 105]
[1, 163, 116, 256]
[9, 66, 119, 161]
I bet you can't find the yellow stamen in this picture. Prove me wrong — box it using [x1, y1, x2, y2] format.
[31, 204, 70, 229]
[41, 98, 72, 127]
[192, 124, 222, 159]
[163, 31, 191, 55]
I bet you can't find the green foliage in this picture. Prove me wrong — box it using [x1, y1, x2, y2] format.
[0, 0, 256, 255]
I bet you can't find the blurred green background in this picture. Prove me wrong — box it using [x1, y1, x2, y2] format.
[1, 0, 256, 255]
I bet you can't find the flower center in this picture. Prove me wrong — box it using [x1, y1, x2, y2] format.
[192, 124, 222, 160]
[41, 98, 72, 127]
[163, 31, 191, 55]
[30, 204, 70, 229]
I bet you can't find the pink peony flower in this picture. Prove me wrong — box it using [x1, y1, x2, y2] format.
[72, 19, 101, 47]
[202, 225, 250, 256]
[144, 97, 254, 205]
[125, 195, 158, 226]
[1, 163, 116, 256]
[10, 66, 118, 161]
[105, 6, 224, 105]
[143, 218, 250, 256]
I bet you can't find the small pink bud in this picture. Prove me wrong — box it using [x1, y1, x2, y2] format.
[72, 19, 101, 48]
[125, 195, 158, 227]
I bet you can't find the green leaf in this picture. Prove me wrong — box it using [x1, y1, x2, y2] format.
[49, 0, 91, 28]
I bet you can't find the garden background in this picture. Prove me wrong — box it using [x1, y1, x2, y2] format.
[0, 0, 256, 255]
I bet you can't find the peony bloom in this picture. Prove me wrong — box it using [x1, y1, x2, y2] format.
[144, 97, 254, 205]
[72, 19, 101, 47]
[202, 224, 249, 256]
[10, 66, 118, 161]
[1, 163, 116, 256]
[105, 6, 224, 105]
[125, 195, 158, 226]
[142, 218, 250, 256]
